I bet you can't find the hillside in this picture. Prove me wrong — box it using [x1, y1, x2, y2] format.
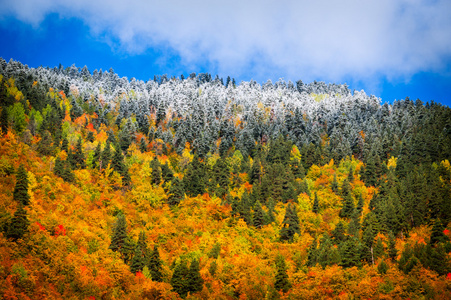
[1, 58, 451, 299]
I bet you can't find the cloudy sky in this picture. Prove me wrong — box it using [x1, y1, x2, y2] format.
[1, 0, 450, 105]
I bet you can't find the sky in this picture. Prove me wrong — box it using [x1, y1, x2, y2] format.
[0, 0, 451, 106]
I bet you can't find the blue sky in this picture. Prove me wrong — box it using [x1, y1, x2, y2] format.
[1, 1, 451, 106]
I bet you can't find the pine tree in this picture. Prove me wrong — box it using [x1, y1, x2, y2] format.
[280, 203, 300, 242]
[183, 154, 206, 197]
[307, 236, 318, 267]
[168, 177, 185, 206]
[331, 173, 339, 194]
[312, 192, 319, 214]
[430, 218, 448, 245]
[332, 221, 346, 244]
[161, 162, 174, 184]
[130, 245, 146, 273]
[187, 259, 204, 295]
[6, 203, 29, 241]
[150, 157, 162, 186]
[92, 142, 101, 169]
[73, 136, 86, 169]
[339, 236, 361, 268]
[274, 255, 291, 293]
[148, 245, 163, 282]
[171, 259, 190, 298]
[253, 201, 265, 229]
[100, 142, 111, 169]
[13, 164, 30, 206]
[109, 213, 127, 253]
[37, 130, 54, 156]
[140, 137, 147, 153]
[387, 231, 398, 261]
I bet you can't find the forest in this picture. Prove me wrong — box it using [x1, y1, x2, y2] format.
[1, 57, 451, 299]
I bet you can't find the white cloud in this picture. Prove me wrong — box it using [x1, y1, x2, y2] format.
[1, 0, 451, 84]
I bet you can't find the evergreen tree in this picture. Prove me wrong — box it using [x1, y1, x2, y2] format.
[274, 255, 291, 293]
[73, 136, 86, 169]
[307, 236, 318, 267]
[171, 259, 191, 298]
[430, 218, 448, 245]
[331, 173, 339, 194]
[168, 177, 185, 206]
[148, 245, 163, 282]
[92, 142, 101, 169]
[387, 231, 398, 261]
[280, 203, 300, 242]
[13, 164, 30, 206]
[253, 201, 265, 229]
[312, 192, 319, 214]
[150, 157, 162, 186]
[356, 194, 364, 216]
[332, 221, 346, 244]
[339, 236, 361, 268]
[101, 142, 111, 169]
[6, 203, 29, 241]
[317, 233, 341, 268]
[183, 154, 206, 197]
[109, 213, 127, 254]
[187, 259, 204, 295]
[347, 211, 361, 236]
[211, 157, 230, 198]
[111, 146, 131, 187]
[339, 179, 355, 219]
[140, 137, 148, 153]
[161, 162, 174, 184]
[130, 245, 146, 273]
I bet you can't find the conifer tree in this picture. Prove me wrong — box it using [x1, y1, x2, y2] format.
[6, 203, 29, 241]
[161, 162, 174, 184]
[312, 192, 319, 214]
[130, 245, 146, 273]
[339, 236, 361, 268]
[280, 203, 300, 242]
[140, 137, 147, 153]
[307, 236, 318, 267]
[253, 201, 265, 229]
[430, 218, 448, 245]
[37, 130, 54, 156]
[171, 259, 190, 298]
[183, 154, 206, 197]
[73, 136, 86, 169]
[317, 233, 341, 268]
[187, 259, 204, 295]
[148, 245, 163, 282]
[331, 173, 339, 194]
[92, 142, 101, 169]
[101, 142, 111, 169]
[13, 164, 30, 206]
[274, 255, 291, 293]
[168, 177, 185, 206]
[150, 157, 162, 186]
[332, 221, 346, 243]
[387, 231, 398, 261]
[109, 213, 127, 253]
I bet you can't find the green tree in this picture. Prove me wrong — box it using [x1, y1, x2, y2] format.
[171, 259, 190, 298]
[148, 245, 163, 282]
[430, 218, 448, 245]
[312, 192, 319, 214]
[130, 245, 146, 274]
[331, 173, 339, 193]
[253, 201, 265, 229]
[6, 203, 29, 241]
[109, 213, 127, 254]
[307, 236, 318, 267]
[150, 157, 162, 186]
[168, 177, 185, 206]
[187, 259, 204, 295]
[387, 231, 398, 261]
[13, 164, 30, 206]
[37, 130, 54, 156]
[274, 254, 291, 293]
[183, 154, 206, 197]
[280, 203, 300, 242]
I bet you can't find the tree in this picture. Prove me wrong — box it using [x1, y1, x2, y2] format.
[148, 245, 163, 282]
[171, 259, 190, 298]
[430, 218, 448, 245]
[307, 237, 318, 267]
[130, 245, 146, 274]
[168, 177, 185, 206]
[387, 231, 398, 261]
[13, 164, 30, 206]
[331, 173, 339, 193]
[109, 213, 127, 254]
[280, 203, 300, 242]
[101, 142, 111, 169]
[339, 178, 355, 219]
[312, 192, 319, 214]
[274, 255, 291, 293]
[6, 203, 29, 240]
[150, 157, 162, 186]
[183, 154, 206, 197]
[187, 259, 204, 295]
[253, 201, 265, 229]
[37, 130, 54, 156]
